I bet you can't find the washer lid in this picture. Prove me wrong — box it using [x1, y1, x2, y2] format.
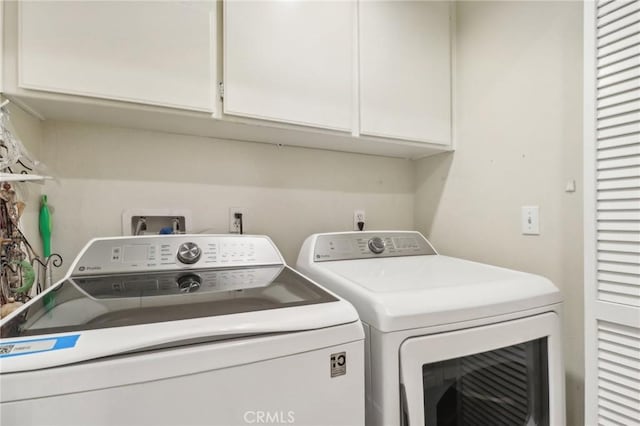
[0, 265, 359, 371]
[307, 255, 562, 332]
[2, 265, 341, 338]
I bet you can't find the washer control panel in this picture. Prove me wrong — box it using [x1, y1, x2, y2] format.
[313, 231, 436, 262]
[74, 266, 282, 298]
[72, 235, 283, 276]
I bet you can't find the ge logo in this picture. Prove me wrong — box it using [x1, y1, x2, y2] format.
[330, 352, 346, 377]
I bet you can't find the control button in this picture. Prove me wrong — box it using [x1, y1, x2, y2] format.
[177, 242, 202, 264]
[368, 237, 385, 254]
[177, 274, 201, 293]
[148, 245, 157, 260]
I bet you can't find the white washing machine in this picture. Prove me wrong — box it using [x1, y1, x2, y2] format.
[1, 234, 364, 426]
[297, 231, 565, 426]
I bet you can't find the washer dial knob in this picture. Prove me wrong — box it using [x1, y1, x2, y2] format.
[177, 242, 202, 264]
[368, 237, 385, 254]
[177, 274, 201, 293]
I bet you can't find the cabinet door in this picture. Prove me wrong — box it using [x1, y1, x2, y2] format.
[224, 1, 353, 131]
[19, 1, 214, 112]
[359, 1, 451, 144]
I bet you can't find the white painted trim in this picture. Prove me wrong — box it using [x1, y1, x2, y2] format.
[220, 107, 353, 133]
[351, 128, 450, 146]
[583, 1, 598, 425]
[596, 301, 640, 328]
[449, 1, 457, 151]
[16, 82, 213, 114]
[0, 172, 51, 183]
[221, 0, 228, 117]
[351, 0, 360, 138]
[209, 1, 218, 119]
[0, 0, 4, 94]
[2, 94, 45, 121]
[16, 0, 22, 89]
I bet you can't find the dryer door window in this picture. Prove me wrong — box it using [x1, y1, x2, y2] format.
[422, 338, 549, 425]
[399, 313, 564, 426]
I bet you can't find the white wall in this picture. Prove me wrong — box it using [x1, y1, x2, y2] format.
[414, 2, 583, 424]
[40, 121, 414, 278]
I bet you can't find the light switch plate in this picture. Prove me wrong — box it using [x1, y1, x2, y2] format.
[521, 206, 540, 235]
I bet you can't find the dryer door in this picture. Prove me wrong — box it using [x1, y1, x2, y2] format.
[399, 313, 564, 426]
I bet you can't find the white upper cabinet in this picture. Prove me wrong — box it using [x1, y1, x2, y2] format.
[223, 0, 353, 131]
[359, 1, 452, 144]
[4, 1, 454, 158]
[18, 1, 215, 112]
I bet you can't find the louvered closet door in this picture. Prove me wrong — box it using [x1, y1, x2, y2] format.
[585, 1, 640, 425]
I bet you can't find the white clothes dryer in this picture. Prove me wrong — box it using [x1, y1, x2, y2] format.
[297, 231, 565, 426]
[1, 234, 364, 426]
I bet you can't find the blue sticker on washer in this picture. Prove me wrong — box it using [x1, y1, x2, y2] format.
[0, 335, 79, 358]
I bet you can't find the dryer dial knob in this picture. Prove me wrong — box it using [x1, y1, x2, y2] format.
[368, 237, 385, 254]
[177, 242, 202, 264]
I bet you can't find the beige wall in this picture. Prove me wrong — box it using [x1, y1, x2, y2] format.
[40, 121, 414, 279]
[414, 1, 583, 424]
[4, 1, 584, 422]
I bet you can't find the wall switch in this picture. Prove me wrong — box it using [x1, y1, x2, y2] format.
[353, 210, 366, 231]
[521, 206, 540, 235]
[229, 207, 247, 233]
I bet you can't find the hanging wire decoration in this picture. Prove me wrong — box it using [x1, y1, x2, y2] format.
[0, 100, 62, 318]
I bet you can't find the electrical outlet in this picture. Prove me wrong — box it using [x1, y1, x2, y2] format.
[353, 210, 366, 231]
[521, 206, 540, 235]
[229, 207, 247, 233]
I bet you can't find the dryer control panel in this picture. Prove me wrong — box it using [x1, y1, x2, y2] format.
[71, 235, 284, 276]
[313, 231, 436, 262]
